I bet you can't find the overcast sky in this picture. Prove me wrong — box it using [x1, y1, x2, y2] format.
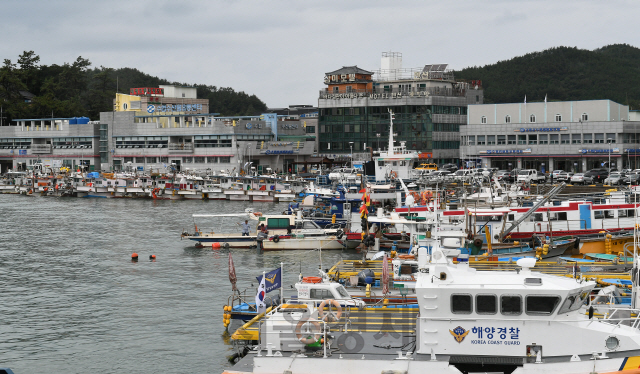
[2, 0, 639, 108]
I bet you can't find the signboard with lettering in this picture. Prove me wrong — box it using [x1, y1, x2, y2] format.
[479, 149, 531, 154]
[130, 87, 164, 96]
[320, 91, 431, 100]
[449, 325, 521, 345]
[578, 148, 620, 154]
[515, 127, 568, 132]
[147, 104, 203, 113]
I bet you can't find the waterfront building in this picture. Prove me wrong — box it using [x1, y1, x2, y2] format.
[460, 99, 640, 172]
[0, 86, 316, 174]
[318, 52, 483, 165]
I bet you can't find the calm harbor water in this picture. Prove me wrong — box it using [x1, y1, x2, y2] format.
[0, 195, 362, 373]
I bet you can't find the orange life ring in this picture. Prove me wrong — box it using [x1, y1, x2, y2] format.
[389, 171, 398, 179]
[295, 319, 322, 344]
[318, 299, 342, 321]
[152, 188, 160, 199]
[254, 212, 262, 217]
[302, 276, 322, 284]
[421, 190, 433, 203]
[398, 254, 415, 260]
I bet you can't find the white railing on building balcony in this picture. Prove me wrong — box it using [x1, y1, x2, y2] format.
[168, 143, 194, 152]
[31, 144, 52, 153]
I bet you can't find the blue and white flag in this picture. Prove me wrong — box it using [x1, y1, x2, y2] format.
[256, 267, 282, 293]
[255, 274, 267, 314]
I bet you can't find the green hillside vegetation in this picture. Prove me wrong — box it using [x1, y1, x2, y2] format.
[0, 51, 267, 123]
[455, 44, 640, 109]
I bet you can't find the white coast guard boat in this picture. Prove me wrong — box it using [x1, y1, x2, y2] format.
[225, 225, 640, 374]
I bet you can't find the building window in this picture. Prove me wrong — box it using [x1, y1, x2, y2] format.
[146, 157, 157, 163]
[219, 156, 231, 163]
[508, 135, 516, 145]
[481, 116, 487, 124]
[194, 157, 205, 163]
[572, 134, 581, 144]
[468, 136, 475, 146]
[477, 135, 485, 145]
[550, 134, 559, 144]
[505, 115, 511, 123]
[528, 134, 537, 145]
[207, 157, 218, 163]
[497, 135, 506, 145]
[583, 134, 593, 144]
[539, 134, 548, 144]
[530, 114, 536, 123]
[332, 87, 339, 92]
[582, 113, 588, 121]
[487, 135, 496, 145]
[160, 157, 168, 163]
[518, 135, 526, 145]
[306, 126, 315, 133]
[182, 157, 193, 163]
[136, 157, 145, 163]
[595, 133, 604, 144]
[555, 114, 562, 122]
[561, 134, 570, 144]
[607, 134, 616, 143]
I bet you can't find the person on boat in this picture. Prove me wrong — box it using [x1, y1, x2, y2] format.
[240, 220, 251, 236]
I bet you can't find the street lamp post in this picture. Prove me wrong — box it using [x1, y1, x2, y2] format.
[608, 138, 612, 171]
[349, 142, 354, 168]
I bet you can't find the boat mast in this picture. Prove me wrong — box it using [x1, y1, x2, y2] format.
[388, 109, 395, 157]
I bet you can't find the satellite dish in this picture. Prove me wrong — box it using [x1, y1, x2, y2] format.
[405, 194, 415, 206]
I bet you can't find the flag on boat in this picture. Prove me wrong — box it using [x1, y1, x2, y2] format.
[382, 252, 389, 295]
[256, 267, 282, 293]
[255, 273, 267, 314]
[228, 253, 237, 291]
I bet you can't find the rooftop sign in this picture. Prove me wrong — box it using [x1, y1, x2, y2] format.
[130, 87, 164, 96]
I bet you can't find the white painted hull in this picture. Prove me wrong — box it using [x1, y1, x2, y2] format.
[262, 237, 346, 251]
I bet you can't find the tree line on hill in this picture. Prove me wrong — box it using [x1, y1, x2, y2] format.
[0, 51, 268, 124]
[455, 44, 640, 109]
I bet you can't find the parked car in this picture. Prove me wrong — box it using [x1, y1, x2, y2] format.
[584, 168, 609, 183]
[517, 169, 544, 183]
[551, 170, 564, 179]
[604, 172, 625, 185]
[506, 169, 521, 183]
[440, 163, 458, 173]
[495, 170, 510, 181]
[571, 173, 594, 185]
[451, 169, 473, 182]
[556, 172, 574, 182]
[622, 173, 640, 185]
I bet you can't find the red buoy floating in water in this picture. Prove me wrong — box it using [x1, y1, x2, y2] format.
[212, 242, 221, 249]
[131, 253, 139, 261]
[149, 254, 156, 261]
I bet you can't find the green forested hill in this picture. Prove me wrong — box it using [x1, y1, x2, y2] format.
[0, 51, 267, 123]
[455, 44, 640, 109]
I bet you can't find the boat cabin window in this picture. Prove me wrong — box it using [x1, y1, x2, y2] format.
[619, 209, 635, 218]
[549, 212, 567, 221]
[451, 294, 472, 314]
[525, 295, 561, 315]
[310, 289, 334, 300]
[557, 291, 589, 314]
[507, 214, 515, 221]
[378, 161, 385, 167]
[336, 286, 350, 299]
[594, 210, 604, 219]
[476, 294, 497, 314]
[532, 213, 544, 222]
[605, 210, 615, 219]
[501, 295, 522, 315]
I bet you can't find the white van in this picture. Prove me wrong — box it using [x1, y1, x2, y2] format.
[517, 169, 543, 183]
